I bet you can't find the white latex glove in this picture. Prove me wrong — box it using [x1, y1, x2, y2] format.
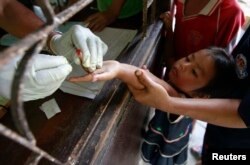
[49, 25, 108, 72]
[0, 54, 72, 101]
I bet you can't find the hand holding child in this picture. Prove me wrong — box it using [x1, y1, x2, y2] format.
[128, 69, 172, 110]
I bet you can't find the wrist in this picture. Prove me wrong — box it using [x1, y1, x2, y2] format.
[163, 96, 175, 113]
[118, 63, 138, 84]
[45, 31, 62, 54]
[116, 62, 126, 80]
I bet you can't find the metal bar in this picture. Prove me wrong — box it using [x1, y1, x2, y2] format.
[151, 0, 157, 23]
[36, 0, 55, 24]
[10, 40, 45, 143]
[142, 0, 148, 38]
[24, 153, 42, 165]
[0, 124, 63, 165]
[10, 20, 47, 144]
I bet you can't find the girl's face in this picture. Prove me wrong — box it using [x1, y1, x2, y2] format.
[168, 49, 216, 95]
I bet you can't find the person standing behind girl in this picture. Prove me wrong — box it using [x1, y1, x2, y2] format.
[161, 0, 245, 62]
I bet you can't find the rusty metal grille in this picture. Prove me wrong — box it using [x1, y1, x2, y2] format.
[0, 0, 156, 164]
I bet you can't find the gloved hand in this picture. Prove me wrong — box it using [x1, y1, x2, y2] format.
[49, 25, 108, 72]
[0, 54, 72, 101]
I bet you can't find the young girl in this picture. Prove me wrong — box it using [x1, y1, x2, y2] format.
[68, 47, 235, 165]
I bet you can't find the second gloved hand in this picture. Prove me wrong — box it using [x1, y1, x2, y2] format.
[0, 54, 72, 101]
[49, 25, 108, 72]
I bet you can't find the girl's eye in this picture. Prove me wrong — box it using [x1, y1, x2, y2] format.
[192, 69, 198, 77]
[185, 56, 190, 62]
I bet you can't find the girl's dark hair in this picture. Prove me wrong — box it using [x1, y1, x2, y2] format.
[194, 46, 235, 98]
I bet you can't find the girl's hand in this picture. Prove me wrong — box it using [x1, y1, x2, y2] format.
[68, 60, 120, 82]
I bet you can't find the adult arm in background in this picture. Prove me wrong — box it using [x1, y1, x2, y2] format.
[128, 69, 245, 129]
[0, 0, 108, 72]
[85, 0, 126, 32]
